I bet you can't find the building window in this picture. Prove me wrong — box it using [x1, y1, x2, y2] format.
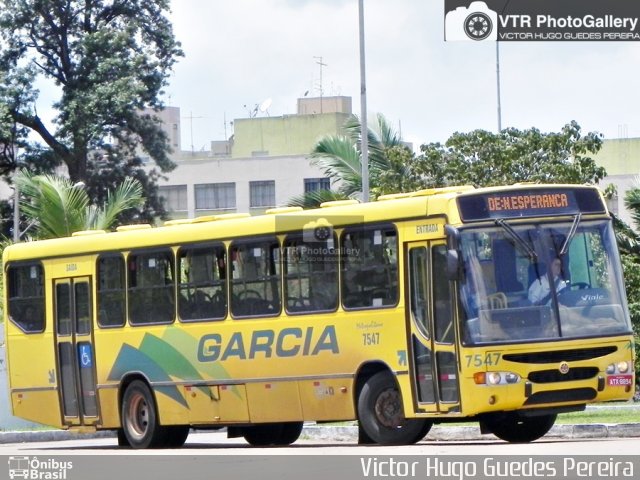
[195, 183, 236, 210]
[159, 185, 187, 212]
[304, 178, 331, 193]
[605, 193, 619, 215]
[250, 181, 276, 208]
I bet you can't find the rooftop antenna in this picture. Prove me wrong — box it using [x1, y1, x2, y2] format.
[243, 104, 257, 117]
[259, 98, 272, 117]
[182, 111, 204, 155]
[314, 56, 327, 113]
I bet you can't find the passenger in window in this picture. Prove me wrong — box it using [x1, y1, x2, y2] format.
[22, 305, 42, 332]
[528, 257, 567, 305]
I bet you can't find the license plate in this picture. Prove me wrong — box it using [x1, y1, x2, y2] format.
[607, 375, 633, 386]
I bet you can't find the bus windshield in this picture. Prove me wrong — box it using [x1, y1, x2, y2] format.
[458, 218, 631, 344]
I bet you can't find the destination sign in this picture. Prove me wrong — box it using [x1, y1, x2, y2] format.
[487, 192, 570, 212]
[458, 188, 606, 222]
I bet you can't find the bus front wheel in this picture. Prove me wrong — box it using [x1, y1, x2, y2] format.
[357, 371, 432, 445]
[481, 413, 557, 443]
[121, 380, 167, 449]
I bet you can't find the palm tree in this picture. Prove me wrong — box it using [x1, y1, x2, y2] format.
[623, 183, 640, 250]
[291, 114, 415, 207]
[14, 170, 144, 239]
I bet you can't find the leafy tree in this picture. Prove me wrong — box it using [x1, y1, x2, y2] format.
[621, 253, 640, 378]
[286, 189, 349, 209]
[414, 121, 606, 187]
[613, 182, 640, 376]
[14, 169, 144, 239]
[0, 0, 182, 219]
[374, 145, 422, 197]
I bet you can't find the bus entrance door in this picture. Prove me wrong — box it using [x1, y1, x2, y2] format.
[54, 277, 100, 427]
[406, 243, 460, 414]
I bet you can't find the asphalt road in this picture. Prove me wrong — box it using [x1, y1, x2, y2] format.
[2, 430, 639, 480]
[1, 427, 639, 455]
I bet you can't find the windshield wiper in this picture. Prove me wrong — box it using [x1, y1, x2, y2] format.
[559, 213, 581, 256]
[495, 218, 538, 261]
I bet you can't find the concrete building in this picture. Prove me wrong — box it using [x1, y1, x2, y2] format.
[0, 97, 349, 229]
[157, 96, 351, 219]
[593, 138, 640, 227]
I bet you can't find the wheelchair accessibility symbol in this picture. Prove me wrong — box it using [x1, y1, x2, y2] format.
[78, 344, 93, 368]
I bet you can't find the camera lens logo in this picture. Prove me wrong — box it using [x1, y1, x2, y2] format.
[313, 226, 332, 241]
[302, 219, 334, 243]
[464, 11, 493, 40]
[445, 1, 498, 42]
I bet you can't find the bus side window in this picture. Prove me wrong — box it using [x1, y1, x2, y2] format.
[7, 263, 45, 333]
[128, 249, 175, 325]
[283, 234, 338, 314]
[341, 225, 398, 309]
[230, 239, 281, 317]
[177, 244, 227, 321]
[97, 254, 126, 327]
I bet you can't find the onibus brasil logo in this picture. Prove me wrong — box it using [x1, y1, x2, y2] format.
[8, 457, 73, 480]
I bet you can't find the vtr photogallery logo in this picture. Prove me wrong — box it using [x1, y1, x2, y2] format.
[445, 1, 498, 41]
[8, 456, 73, 480]
[445, 0, 640, 42]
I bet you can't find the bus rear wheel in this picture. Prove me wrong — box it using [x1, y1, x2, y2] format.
[164, 426, 190, 447]
[243, 421, 304, 446]
[357, 371, 432, 445]
[481, 413, 557, 443]
[121, 380, 167, 449]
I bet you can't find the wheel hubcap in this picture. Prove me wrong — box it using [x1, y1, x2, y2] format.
[127, 393, 149, 440]
[374, 388, 404, 428]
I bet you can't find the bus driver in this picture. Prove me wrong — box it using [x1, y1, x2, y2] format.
[528, 257, 567, 305]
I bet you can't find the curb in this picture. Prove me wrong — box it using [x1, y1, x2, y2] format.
[2, 423, 640, 444]
[301, 423, 640, 442]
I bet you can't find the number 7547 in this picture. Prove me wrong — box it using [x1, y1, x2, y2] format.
[465, 353, 501, 367]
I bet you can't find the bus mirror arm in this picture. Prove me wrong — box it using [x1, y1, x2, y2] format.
[446, 249, 462, 281]
[445, 225, 460, 248]
[444, 225, 462, 281]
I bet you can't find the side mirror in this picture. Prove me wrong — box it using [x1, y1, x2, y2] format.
[446, 249, 461, 281]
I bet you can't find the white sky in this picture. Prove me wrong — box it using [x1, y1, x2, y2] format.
[165, 0, 640, 153]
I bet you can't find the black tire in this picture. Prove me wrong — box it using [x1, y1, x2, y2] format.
[357, 371, 432, 445]
[277, 421, 303, 445]
[117, 429, 130, 447]
[243, 421, 304, 446]
[163, 426, 190, 448]
[121, 380, 167, 449]
[481, 413, 556, 443]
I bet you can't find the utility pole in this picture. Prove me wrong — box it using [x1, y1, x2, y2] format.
[496, 42, 502, 132]
[358, 0, 369, 202]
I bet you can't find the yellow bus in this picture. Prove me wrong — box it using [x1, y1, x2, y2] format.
[3, 184, 635, 448]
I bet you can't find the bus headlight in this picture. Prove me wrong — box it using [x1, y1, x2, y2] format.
[607, 362, 631, 374]
[617, 361, 630, 373]
[504, 372, 520, 384]
[474, 371, 521, 385]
